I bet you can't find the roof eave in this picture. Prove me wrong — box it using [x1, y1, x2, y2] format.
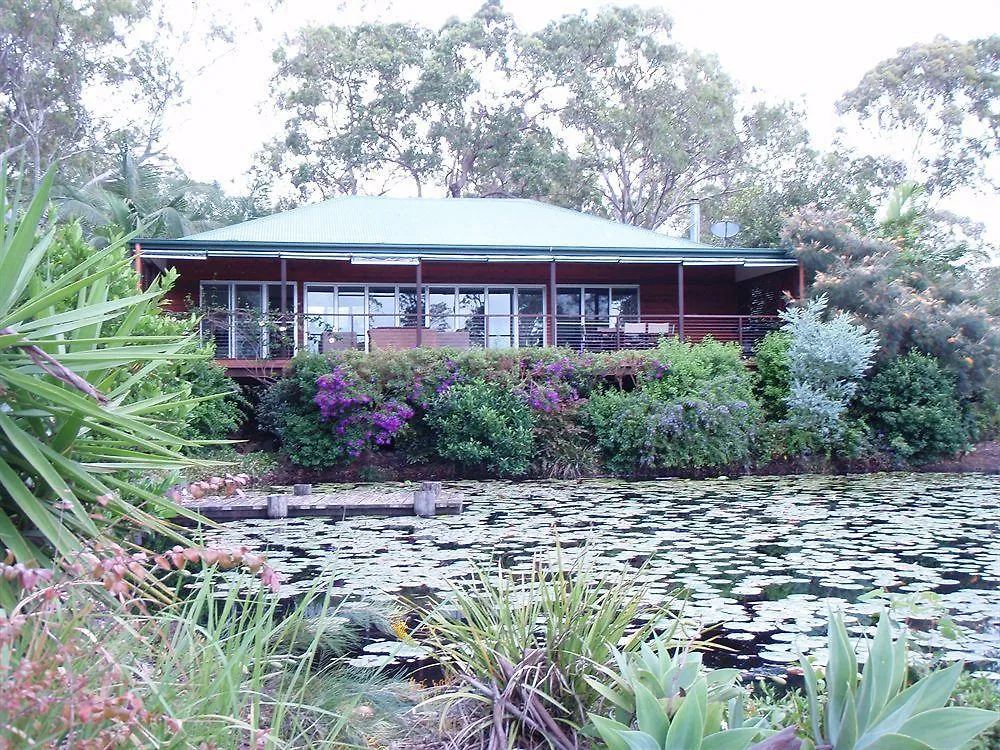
[133, 238, 793, 263]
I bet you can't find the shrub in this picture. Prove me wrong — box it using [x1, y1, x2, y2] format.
[180, 359, 248, 442]
[531, 404, 601, 479]
[419, 549, 669, 749]
[586, 390, 761, 474]
[780, 296, 879, 447]
[753, 330, 792, 421]
[257, 355, 413, 468]
[424, 379, 535, 476]
[642, 337, 755, 403]
[857, 352, 968, 460]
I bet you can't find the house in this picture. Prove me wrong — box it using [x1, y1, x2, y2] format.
[133, 197, 802, 376]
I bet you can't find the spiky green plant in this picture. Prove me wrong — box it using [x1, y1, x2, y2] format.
[0, 165, 204, 588]
[420, 550, 674, 750]
[587, 637, 787, 750]
[800, 611, 998, 749]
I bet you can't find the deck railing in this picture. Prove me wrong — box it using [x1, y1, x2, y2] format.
[200, 310, 782, 361]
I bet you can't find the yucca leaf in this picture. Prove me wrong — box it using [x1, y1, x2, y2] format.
[799, 654, 823, 743]
[835, 691, 859, 750]
[0, 168, 55, 316]
[618, 730, 663, 750]
[827, 610, 857, 742]
[0, 458, 79, 561]
[589, 715, 633, 750]
[862, 662, 964, 740]
[0, 412, 97, 536]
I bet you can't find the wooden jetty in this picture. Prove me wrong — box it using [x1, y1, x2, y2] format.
[179, 482, 463, 522]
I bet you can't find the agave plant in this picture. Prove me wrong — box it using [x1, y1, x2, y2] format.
[799, 611, 998, 750]
[0, 166, 203, 586]
[587, 637, 789, 750]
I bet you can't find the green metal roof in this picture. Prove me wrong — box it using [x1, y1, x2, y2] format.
[136, 197, 794, 264]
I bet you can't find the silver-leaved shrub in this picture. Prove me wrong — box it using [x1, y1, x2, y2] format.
[780, 296, 880, 445]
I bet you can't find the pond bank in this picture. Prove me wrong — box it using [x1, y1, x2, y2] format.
[245, 441, 1000, 485]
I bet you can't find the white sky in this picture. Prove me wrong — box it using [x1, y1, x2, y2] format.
[159, 0, 1000, 237]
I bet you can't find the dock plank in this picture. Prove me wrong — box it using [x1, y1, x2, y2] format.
[177, 486, 464, 522]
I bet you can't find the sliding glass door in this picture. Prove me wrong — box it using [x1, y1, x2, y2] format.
[199, 282, 296, 358]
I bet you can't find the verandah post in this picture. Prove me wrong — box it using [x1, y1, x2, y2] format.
[677, 262, 685, 342]
[415, 260, 423, 347]
[548, 260, 557, 346]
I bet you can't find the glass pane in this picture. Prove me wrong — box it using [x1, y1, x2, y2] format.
[458, 287, 485, 347]
[487, 288, 513, 348]
[234, 284, 263, 358]
[427, 288, 456, 331]
[306, 287, 336, 353]
[200, 283, 230, 357]
[265, 284, 295, 357]
[399, 288, 419, 327]
[583, 287, 610, 322]
[517, 289, 545, 348]
[369, 287, 397, 328]
[337, 288, 366, 348]
[611, 288, 638, 325]
[556, 289, 582, 348]
[556, 289, 581, 317]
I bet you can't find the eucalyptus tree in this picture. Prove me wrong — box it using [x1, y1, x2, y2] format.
[263, 2, 749, 225]
[0, 0, 146, 184]
[532, 5, 742, 230]
[838, 35, 1000, 196]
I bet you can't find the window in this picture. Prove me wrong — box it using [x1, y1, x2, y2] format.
[199, 282, 296, 358]
[555, 286, 639, 348]
[303, 284, 546, 350]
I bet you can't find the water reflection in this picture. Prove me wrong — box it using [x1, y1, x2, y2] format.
[202, 473, 1000, 674]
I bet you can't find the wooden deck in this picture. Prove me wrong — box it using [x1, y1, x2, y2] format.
[178, 486, 464, 522]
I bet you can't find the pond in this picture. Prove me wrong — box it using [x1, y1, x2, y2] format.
[202, 473, 1000, 675]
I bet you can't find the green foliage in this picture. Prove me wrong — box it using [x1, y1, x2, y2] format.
[265, 3, 750, 229]
[800, 611, 998, 749]
[425, 379, 535, 476]
[586, 390, 761, 475]
[0, 167, 203, 580]
[784, 206, 1000, 403]
[585, 338, 763, 474]
[257, 354, 342, 469]
[419, 549, 667, 749]
[179, 358, 248, 442]
[34, 217, 245, 444]
[753, 331, 791, 421]
[531, 404, 601, 479]
[642, 337, 755, 403]
[857, 352, 968, 460]
[949, 673, 1000, 750]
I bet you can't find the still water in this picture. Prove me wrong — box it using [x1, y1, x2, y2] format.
[203, 473, 1000, 673]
